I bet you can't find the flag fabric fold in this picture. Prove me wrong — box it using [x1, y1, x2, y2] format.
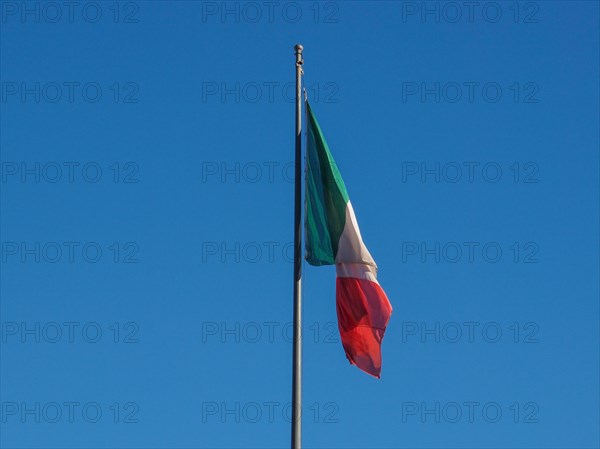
[304, 101, 393, 378]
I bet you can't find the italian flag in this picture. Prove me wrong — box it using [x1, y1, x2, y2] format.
[305, 102, 393, 378]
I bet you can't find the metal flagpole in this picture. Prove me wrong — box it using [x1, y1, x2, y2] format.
[291, 43, 304, 449]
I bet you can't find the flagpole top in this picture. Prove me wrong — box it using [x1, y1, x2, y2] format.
[294, 44, 304, 67]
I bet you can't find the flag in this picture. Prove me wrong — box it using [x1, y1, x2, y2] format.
[304, 101, 393, 378]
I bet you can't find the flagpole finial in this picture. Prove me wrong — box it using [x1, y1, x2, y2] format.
[294, 44, 304, 71]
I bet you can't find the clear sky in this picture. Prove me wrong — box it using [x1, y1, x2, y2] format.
[1, 1, 599, 448]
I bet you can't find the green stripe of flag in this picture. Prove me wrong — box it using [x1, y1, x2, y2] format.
[305, 101, 349, 266]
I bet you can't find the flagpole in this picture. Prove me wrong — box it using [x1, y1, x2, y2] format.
[291, 43, 304, 449]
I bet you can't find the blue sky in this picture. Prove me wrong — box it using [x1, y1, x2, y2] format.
[1, 1, 599, 448]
